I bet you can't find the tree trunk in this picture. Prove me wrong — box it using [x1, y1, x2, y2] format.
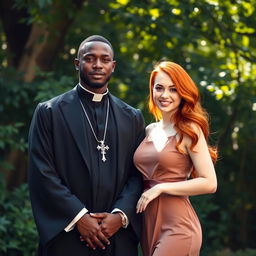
[1, 0, 85, 188]
[0, 0, 31, 67]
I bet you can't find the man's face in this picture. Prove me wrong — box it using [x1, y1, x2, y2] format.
[75, 41, 116, 92]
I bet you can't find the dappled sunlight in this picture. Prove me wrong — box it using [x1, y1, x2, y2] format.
[1, 0, 256, 254]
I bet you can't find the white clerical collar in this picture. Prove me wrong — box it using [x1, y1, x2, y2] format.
[79, 83, 109, 102]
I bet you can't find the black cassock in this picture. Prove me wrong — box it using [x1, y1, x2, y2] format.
[28, 85, 145, 256]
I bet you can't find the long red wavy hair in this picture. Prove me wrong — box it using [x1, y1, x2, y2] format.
[148, 61, 217, 164]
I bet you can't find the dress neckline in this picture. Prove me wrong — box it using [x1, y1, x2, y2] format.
[145, 134, 177, 143]
[144, 135, 177, 153]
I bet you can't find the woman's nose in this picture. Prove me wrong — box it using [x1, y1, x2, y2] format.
[161, 89, 169, 98]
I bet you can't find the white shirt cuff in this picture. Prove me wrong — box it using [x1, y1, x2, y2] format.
[111, 208, 129, 228]
[64, 208, 88, 232]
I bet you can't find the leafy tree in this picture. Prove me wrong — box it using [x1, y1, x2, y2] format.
[0, 0, 256, 254]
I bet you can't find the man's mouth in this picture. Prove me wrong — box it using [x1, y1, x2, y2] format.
[90, 73, 105, 79]
[90, 72, 105, 75]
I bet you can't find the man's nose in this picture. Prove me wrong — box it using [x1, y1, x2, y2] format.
[93, 58, 103, 68]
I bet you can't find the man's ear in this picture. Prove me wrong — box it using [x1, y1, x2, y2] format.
[112, 60, 116, 73]
[74, 58, 79, 71]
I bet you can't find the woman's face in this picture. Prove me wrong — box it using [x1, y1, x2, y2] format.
[153, 70, 182, 116]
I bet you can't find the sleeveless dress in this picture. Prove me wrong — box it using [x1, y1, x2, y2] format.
[133, 135, 202, 256]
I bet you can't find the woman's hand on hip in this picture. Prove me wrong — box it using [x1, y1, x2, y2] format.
[136, 185, 162, 213]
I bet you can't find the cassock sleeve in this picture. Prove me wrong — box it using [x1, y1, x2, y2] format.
[28, 103, 85, 246]
[112, 109, 145, 230]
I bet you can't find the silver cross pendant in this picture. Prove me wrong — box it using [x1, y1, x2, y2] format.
[97, 140, 109, 162]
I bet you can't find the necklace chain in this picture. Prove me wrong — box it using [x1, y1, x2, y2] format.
[79, 98, 110, 162]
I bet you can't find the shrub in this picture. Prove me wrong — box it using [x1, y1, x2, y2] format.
[210, 248, 256, 256]
[0, 177, 38, 256]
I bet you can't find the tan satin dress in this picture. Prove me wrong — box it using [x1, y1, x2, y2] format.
[134, 135, 202, 256]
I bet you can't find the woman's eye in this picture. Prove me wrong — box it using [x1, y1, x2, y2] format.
[170, 88, 177, 92]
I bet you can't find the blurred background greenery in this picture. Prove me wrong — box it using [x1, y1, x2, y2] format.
[0, 0, 256, 255]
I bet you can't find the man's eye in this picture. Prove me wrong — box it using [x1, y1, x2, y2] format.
[102, 58, 111, 63]
[85, 57, 93, 62]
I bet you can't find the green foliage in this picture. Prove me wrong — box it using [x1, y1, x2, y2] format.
[34, 71, 75, 102]
[0, 176, 38, 255]
[0, 123, 26, 152]
[210, 248, 256, 256]
[0, 66, 75, 171]
[1, 0, 256, 254]
[0, 67, 35, 174]
[191, 194, 229, 254]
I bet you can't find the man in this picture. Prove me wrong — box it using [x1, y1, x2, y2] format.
[28, 35, 145, 256]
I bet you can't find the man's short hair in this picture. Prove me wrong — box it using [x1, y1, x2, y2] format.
[77, 35, 114, 58]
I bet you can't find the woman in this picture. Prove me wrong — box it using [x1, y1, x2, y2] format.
[133, 61, 217, 256]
